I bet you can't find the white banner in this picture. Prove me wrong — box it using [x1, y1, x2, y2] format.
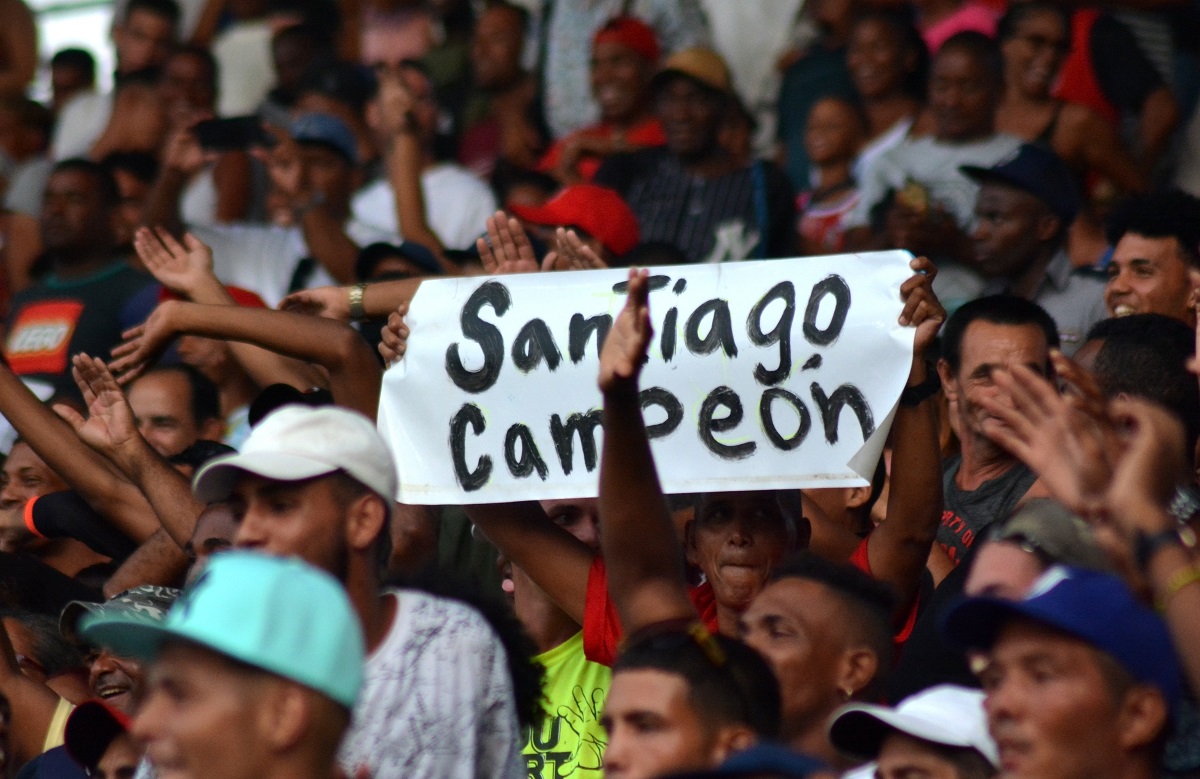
[378, 252, 916, 504]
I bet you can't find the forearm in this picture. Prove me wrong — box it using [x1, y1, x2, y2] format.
[385, 134, 454, 274]
[104, 528, 189, 597]
[169, 301, 380, 415]
[1138, 88, 1180, 171]
[869, 359, 942, 611]
[599, 389, 694, 632]
[143, 169, 189, 234]
[110, 437, 204, 548]
[1146, 538, 1200, 692]
[300, 207, 359, 283]
[0, 622, 59, 767]
[465, 502, 593, 624]
[184, 282, 321, 391]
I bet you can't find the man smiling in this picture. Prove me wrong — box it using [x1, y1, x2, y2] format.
[1104, 189, 1200, 326]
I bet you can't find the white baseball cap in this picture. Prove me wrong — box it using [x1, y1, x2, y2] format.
[193, 405, 398, 503]
[827, 684, 999, 767]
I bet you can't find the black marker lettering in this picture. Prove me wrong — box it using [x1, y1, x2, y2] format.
[512, 318, 562, 372]
[759, 388, 811, 451]
[612, 275, 671, 294]
[698, 386, 756, 460]
[802, 275, 851, 346]
[568, 313, 612, 364]
[449, 403, 491, 491]
[445, 281, 510, 393]
[747, 281, 795, 385]
[504, 423, 549, 480]
[685, 299, 738, 358]
[549, 410, 603, 475]
[639, 386, 684, 439]
[810, 382, 875, 444]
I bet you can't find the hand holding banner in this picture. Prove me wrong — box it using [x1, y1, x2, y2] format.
[377, 252, 917, 504]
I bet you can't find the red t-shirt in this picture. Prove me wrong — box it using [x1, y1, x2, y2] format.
[536, 118, 666, 182]
[582, 536, 918, 666]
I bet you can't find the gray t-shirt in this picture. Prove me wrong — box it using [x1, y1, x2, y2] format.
[938, 454, 1037, 565]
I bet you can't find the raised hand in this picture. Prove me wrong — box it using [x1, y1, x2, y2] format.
[897, 256, 945, 358]
[256, 125, 307, 206]
[379, 302, 409, 366]
[56, 354, 142, 456]
[477, 212, 541, 275]
[134, 227, 216, 297]
[598, 268, 652, 394]
[1105, 397, 1190, 531]
[977, 359, 1118, 516]
[547, 227, 608, 272]
[370, 64, 417, 139]
[109, 301, 181, 382]
[162, 121, 215, 177]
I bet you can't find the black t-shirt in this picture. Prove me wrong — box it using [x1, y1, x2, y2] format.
[886, 548, 978, 703]
[0, 551, 100, 616]
[1090, 13, 1166, 114]
[3, 261, 153, 396]
[938, 454, 1037, 565]
[595, 147, 796, 263]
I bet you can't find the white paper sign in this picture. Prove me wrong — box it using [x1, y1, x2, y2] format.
[378, 252, 916, 504]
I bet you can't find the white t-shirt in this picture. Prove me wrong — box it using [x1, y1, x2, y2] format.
[337, 590, 523, 779]
[846, 133, 1023, 230]
[352, 163, 497, 251]
[51, 91, 112, 161]
[212, 20, 276, 117]
[191, 219, 398, 307]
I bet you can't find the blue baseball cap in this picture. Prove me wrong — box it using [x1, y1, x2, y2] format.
[943, 566, 1182, 713]
[79, 551, 365, 709]
[961, 143, 1080, 224]
[290, 112, 358, 166]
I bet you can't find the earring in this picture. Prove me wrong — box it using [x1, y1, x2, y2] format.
[841, 686, 854, 701]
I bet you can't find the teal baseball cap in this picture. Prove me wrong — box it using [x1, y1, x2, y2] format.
[78, 552, 365, 709]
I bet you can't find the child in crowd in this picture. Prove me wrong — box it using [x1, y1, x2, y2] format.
[797, 96, 866, 255]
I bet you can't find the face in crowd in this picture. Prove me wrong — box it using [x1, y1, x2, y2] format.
[978, 620, 1168, 779]
[929, 44, 999, 142]
[656, 76, 726, 162]
[971, 182, 1060, 279]
[127, 369, 223, 458]
[1105, 232, 1199, 324]
[938, 320, 1051, 448]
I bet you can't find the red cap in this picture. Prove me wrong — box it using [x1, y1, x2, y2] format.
[158, 285, 269, 308]
[592, 16, 660, 64]
[65, 700, 131, 771]
[510, 185, 640, 258]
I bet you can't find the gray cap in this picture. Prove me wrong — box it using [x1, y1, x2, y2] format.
[992, 499, 1111, 572]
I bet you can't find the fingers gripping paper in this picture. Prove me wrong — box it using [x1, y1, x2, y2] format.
[378, 252, 917, 504]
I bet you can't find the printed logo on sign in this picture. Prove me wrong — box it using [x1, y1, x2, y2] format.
[4, 301, 84, 375]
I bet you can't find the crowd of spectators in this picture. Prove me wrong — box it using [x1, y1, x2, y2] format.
[0, 0, 1199, 777]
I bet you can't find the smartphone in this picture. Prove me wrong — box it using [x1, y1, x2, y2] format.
[192, 117, 276, 151]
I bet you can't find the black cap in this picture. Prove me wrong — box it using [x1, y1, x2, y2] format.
[961, 143, 1080, 223]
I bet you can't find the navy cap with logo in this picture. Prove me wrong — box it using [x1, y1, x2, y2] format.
[961, 143, 1080, 224]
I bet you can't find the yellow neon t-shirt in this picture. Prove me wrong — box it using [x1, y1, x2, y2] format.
[524, 631, 611, 779]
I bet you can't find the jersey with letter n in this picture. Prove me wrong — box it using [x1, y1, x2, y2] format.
[3, 263, 153, 395]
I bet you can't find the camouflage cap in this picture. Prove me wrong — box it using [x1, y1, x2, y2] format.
[59, 585, 181, 645]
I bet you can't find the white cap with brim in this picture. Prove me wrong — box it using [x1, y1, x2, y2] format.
[827, 685, 999, 767]
[193, 405, 398, 504]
